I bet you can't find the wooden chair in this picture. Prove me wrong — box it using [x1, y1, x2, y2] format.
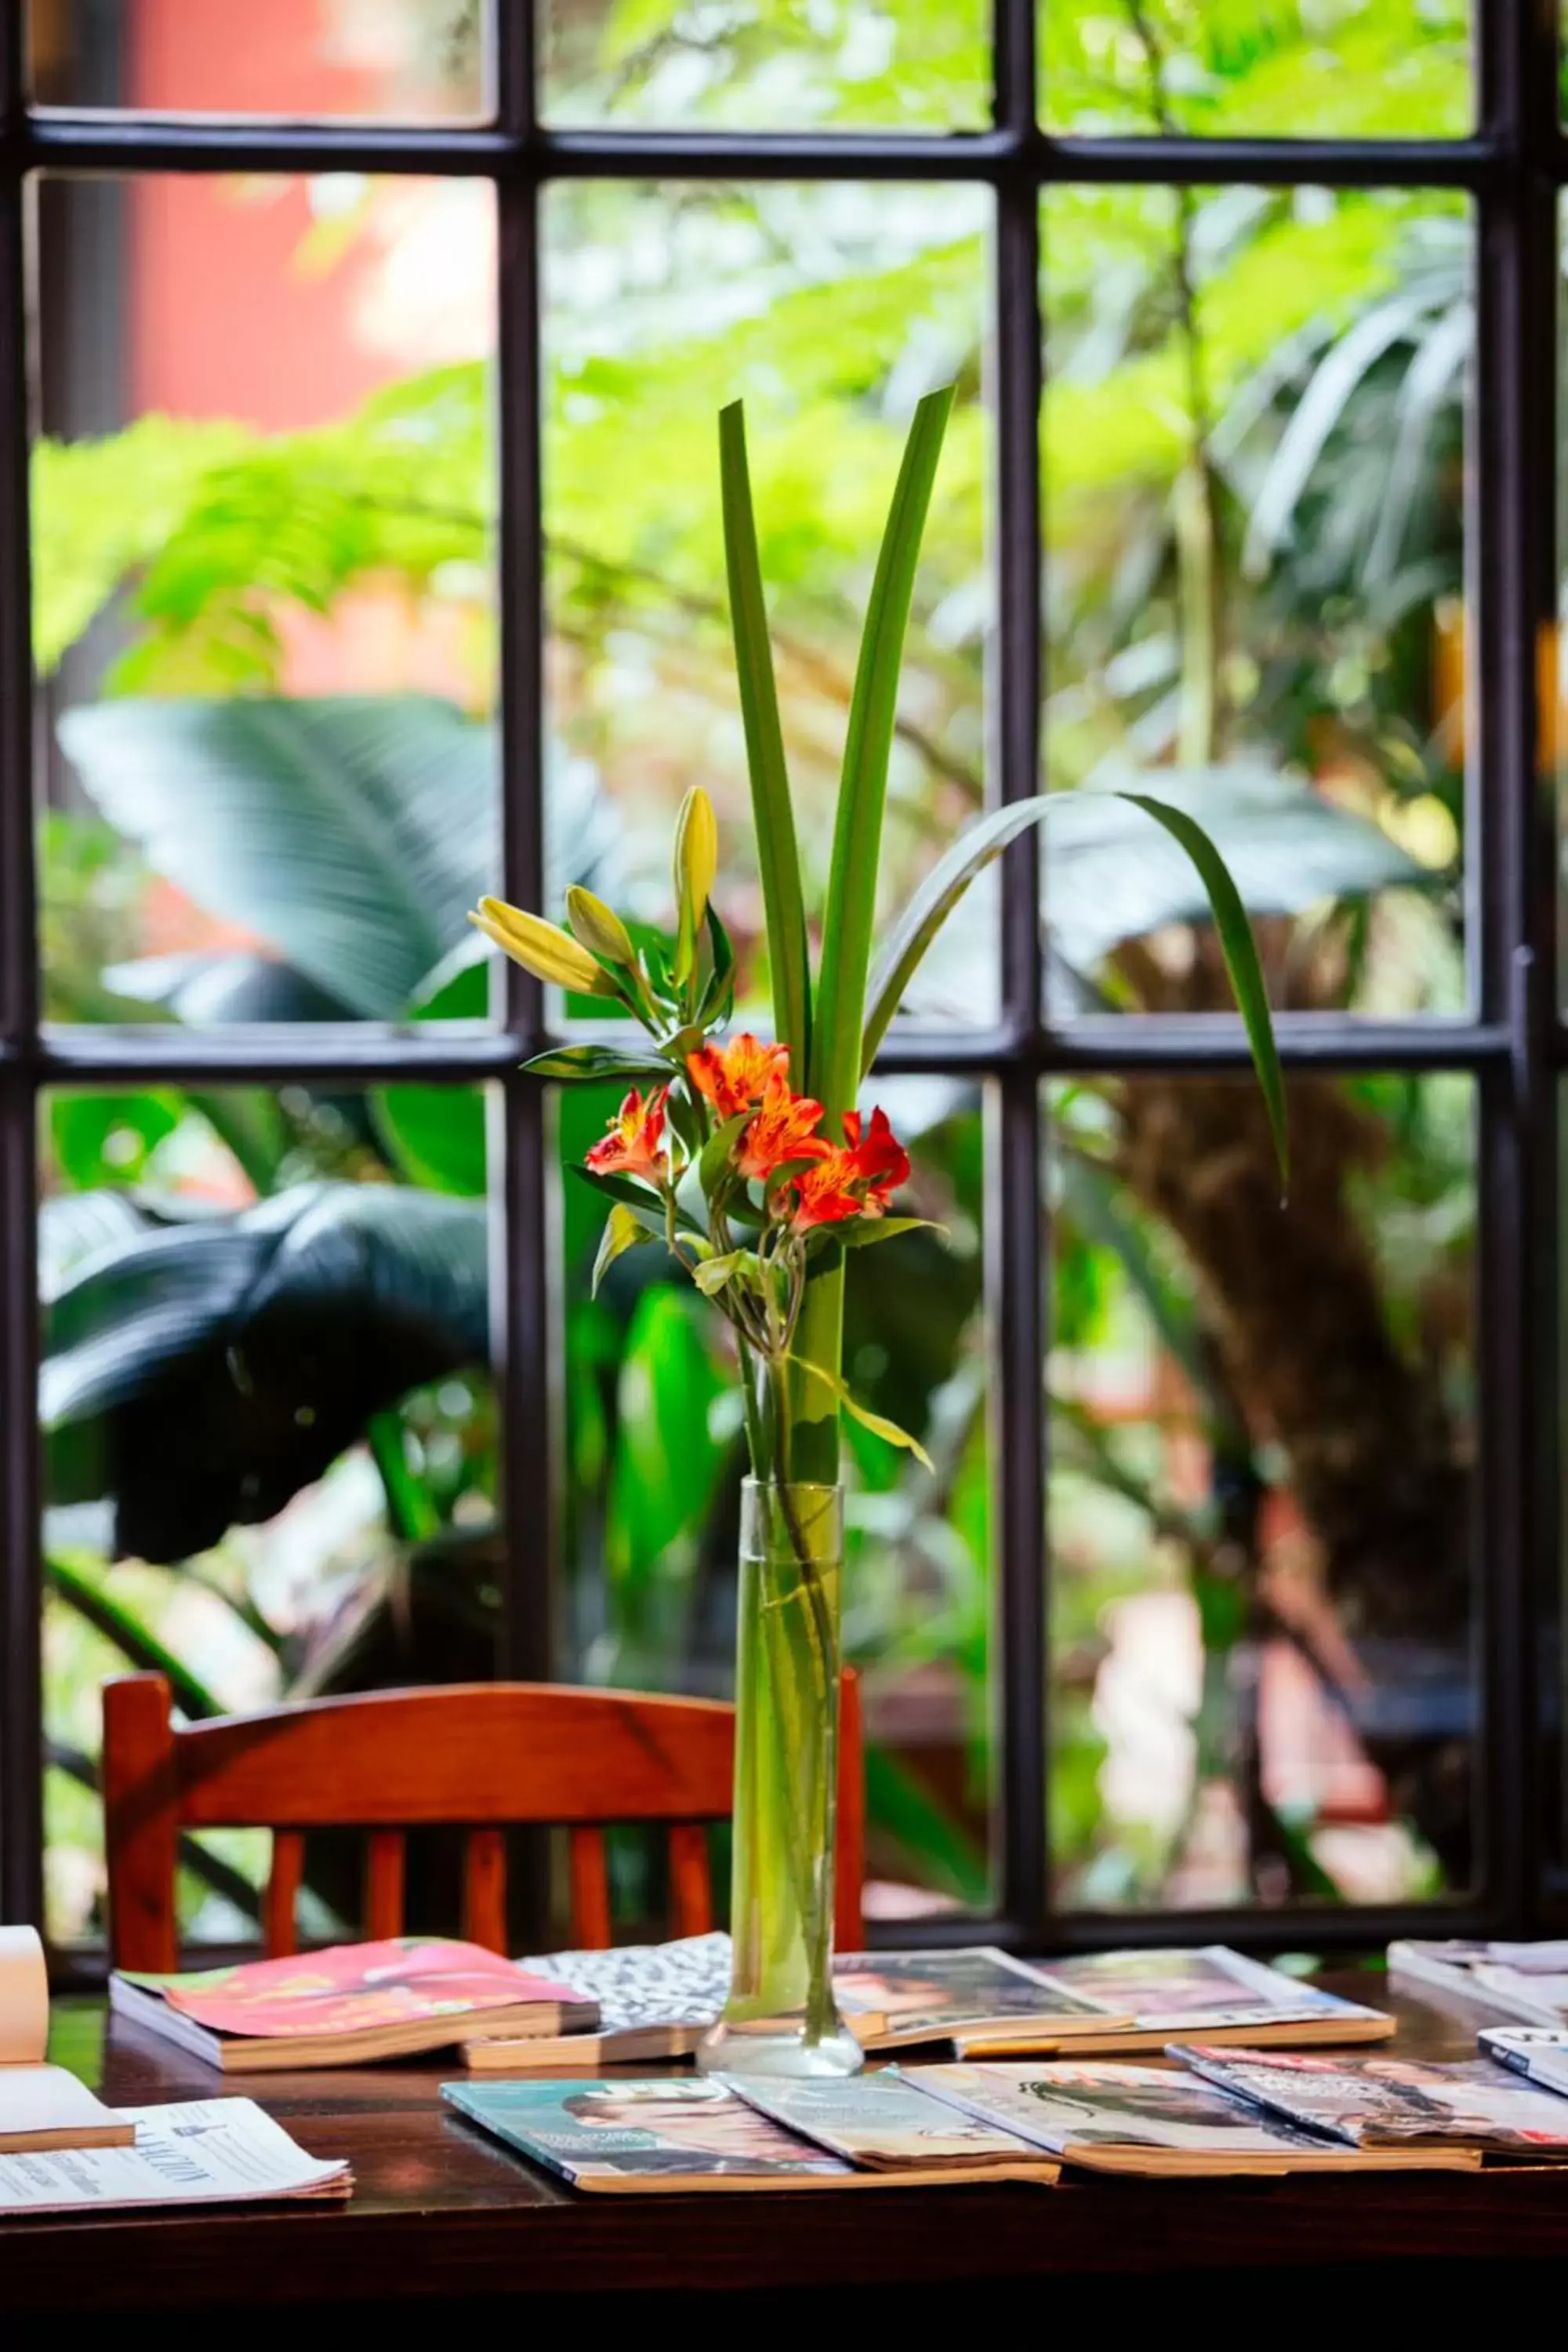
[101, 1671, 865, 1972]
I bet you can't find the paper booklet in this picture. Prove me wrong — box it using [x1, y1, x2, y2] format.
[463, 1933, 731, 2071]
[0, 2098, 352, 2216]
[1171, 2042, 1568, 2157]
[1478, 2026, 1568, 2100]
[442, 2077, 1060, 2193]
[463, 1940, 1131, 2073]
[909, 2060, 1479, 2176]
[0, 1925, 132, 2154]
[111, 1936, 598, 2072]
[1390, 1939, 1568, 2029]
[1023, 1946, 1394, 2052]
[725, 2071, 1060, 2176]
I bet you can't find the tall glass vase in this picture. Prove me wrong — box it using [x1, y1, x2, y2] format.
[697, 1479, 862, 2079]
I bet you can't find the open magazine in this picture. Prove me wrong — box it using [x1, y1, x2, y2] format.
[443, 2075, 1059, 2193]
[0, 2099, 352, 2215]
[0, 1924, 131, 2154]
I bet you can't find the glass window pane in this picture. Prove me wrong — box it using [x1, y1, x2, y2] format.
[42, 1080, 499, 1947]
[34, 172, 499, 1025]
[1046, 1069, 1476, 1911]
[541, 0, 989, 129]
[1041, 1, 1472, 139]
[557, 1075, 996, 1922]
[543, 180, 996, 1031]
[1042, 185, 1471, 1021]
[29, 0, 491, 118]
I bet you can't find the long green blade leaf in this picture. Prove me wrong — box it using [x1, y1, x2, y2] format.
[861, 788, 1289, 1189]
[718, 401, 811, 1067]
[811, 381, 955, 1121]
[790, 384, 954, 1483]
[1116, 791, 1289, 1191]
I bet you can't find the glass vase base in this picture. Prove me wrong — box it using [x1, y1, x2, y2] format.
[695, 2015, 865, 2081]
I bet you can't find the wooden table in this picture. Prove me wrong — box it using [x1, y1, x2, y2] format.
[9, 1971, 1568, 2317]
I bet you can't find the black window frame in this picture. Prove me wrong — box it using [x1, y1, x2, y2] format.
[0, 1, 1559, 1958]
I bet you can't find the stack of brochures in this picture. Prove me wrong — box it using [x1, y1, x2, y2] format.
[0, 2098, 353, 2216]
[461, 1938, 1394, 2071]
[445, 2028, 1568, 2190]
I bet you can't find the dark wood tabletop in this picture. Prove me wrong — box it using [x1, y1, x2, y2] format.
[9, 1968, 1568, 2315]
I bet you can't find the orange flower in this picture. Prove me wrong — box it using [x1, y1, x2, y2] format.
[686, 1032, 790, 1121]
[586, 1087, 670, 1184]
[843, 1106, 909, 1209]
[735, 1076, 832, 1184]
[788, 1151, 865, 1232]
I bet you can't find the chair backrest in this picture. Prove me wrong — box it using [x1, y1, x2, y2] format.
[102, 1671, 865, 1972]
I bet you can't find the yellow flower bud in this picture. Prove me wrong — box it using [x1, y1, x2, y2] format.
[673, 786, 719, 933]
[467, 898, 618, 995]
[565, 885, 637, 970]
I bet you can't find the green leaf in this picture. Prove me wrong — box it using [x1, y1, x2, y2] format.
[696, 899, 738, 1026]
[1117, 791, 1290, 1190]
[593, 1203, 655, 1298]
[45, 1552, 224, 1720]
[860, 782, 1289, 1188]
[373, 1083, 486, 1198]
[523, 1044, 672, 1084]
[719, 401, 811, 1067]
[835, 1215, 943, 1250]
[863, 794, 1051, 1070]
[812, 382, 954, 1123]
[698, 1109, 752, 1199]
[793, 383, 954, 1484]
[568, 1164, 668, 1231]
[693, 1250, 753, 1296]
[786, 1355, 934, 1470]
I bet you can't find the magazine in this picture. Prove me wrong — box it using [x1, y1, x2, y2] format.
[1172, 2042, 1568, 2155]
[725, 2070, 1060, 2175]
[832, 1948, 1127, 2055]
[910, 2059, 1478, 2176]
[1028, 1947, 1394, 2051]
[0, 2098, 352, 2215]
[1478, 2025, 1568, 2098]
[464, 1933, 731, 2071]
[443, 2077, 1061, 2194]
[0, 1924, 132, 2154]
[1389, 1940, 1568, 2028]
[111, 1936, 598, 2072]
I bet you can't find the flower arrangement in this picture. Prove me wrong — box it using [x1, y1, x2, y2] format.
[469, 387, 1283, 2070]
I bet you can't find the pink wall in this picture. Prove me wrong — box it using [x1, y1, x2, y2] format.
[128, 0, 393, 430]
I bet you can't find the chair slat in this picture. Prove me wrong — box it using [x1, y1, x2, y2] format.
[568, 1826, 612, 1948]
[666, 1824, 713, 1938]
[265, 1831, 304, 1957]
[364, 1830, 406, 1940]
[462, 1828, 507, 1952]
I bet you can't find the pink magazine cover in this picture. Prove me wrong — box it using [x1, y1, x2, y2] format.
[127, 1937, 585, 2038]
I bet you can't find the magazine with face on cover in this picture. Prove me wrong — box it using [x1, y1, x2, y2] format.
[441, 2075, 1060, 2193]
[1389, 1940, 1568, 2028]
[908, 2060, 1479, 2176]
[831, 1948, 1126, 2053]
[1025, 1946, 1393, 2049]
[721, 2069, 1061, 2173]
[111, 1936, 598, 2072]
[1171, 2042, 1568, 2153]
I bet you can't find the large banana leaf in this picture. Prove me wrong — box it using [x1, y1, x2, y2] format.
[42, 1182, 488, 1563]
[57, 695, 622, 1020]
